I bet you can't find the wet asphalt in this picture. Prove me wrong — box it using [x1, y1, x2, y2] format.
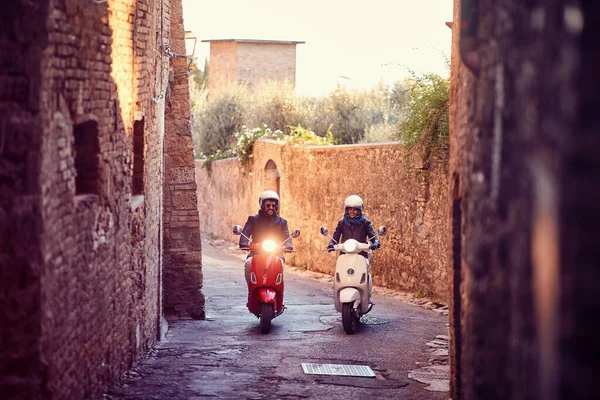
[105, 238, 449, 400]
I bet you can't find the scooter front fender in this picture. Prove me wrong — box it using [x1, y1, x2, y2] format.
[338, 287, 361, 308]
[258, 288, 277, 303]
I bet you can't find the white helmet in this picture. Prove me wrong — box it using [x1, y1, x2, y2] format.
[259, 190, 280, 207]
[344, 195, 363, 210]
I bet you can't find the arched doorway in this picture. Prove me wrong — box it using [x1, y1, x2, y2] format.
[264, 159, 280, 195]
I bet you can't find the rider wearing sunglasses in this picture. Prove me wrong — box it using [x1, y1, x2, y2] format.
[239, 190, 294, 259]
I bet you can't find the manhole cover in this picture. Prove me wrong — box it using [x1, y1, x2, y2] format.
[302, 363, 375, 377]
[360, 316, 390, 325]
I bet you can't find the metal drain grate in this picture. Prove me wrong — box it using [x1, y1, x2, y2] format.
[409, 371, 450, 380]
[302, 363, 375, 377]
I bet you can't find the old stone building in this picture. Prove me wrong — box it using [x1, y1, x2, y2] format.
[449, 0, 600, 399]
[202, 39, 305, 97]
[0, 0, 203, 398]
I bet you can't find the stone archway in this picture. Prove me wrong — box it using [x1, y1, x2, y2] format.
[264, 159, 280, 195]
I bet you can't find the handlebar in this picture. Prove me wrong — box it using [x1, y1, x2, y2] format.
[239, 248, 296, 253]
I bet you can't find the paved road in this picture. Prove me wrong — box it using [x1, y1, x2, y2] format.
[106, 239, 449, 400]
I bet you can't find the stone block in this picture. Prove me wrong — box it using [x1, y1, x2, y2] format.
[172, 191, 197, 209]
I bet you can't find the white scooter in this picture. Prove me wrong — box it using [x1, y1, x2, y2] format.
[319, 225, 387, 334]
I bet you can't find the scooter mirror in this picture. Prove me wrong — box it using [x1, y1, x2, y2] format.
[291, 229, 301, 238]
[378, 226, 388, 236]
[232, 225, 243, 235]
[319, 226, 329, 236]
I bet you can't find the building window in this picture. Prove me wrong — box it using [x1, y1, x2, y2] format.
[73, 120, 99, 195]
[132, 118, 145, 195]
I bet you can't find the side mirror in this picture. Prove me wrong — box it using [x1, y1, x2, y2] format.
[320, 226, 329, 236]
[232, 225, 243, 235]
[378, 226, 387, 237]
[291, 229, 301, 238]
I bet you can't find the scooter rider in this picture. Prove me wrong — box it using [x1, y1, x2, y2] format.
[239, 191, 294, 284]
[327, 195, 380, 257]
[327, 195, 380, 301]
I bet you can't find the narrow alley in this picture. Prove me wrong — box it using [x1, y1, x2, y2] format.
[106, 238, 449, 399]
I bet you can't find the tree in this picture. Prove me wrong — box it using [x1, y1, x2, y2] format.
[190, 57, 208, 91]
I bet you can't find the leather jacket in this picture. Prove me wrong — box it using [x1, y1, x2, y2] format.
[328, 216, 379, 258]
[239, 211, 293, 255]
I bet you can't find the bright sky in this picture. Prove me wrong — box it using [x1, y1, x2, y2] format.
[181, 0, 454, 96]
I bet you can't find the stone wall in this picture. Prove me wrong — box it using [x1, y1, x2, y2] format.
[196, 139, 450, 302]
[0, 1, 49, 398]
[0, 0, 203, 398]
[449, 0, 600, 399]
[163, 0, 205, 319]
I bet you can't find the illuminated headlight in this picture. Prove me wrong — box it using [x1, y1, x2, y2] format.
[262, 240, 277, 252]
[343, 240, 357, 253]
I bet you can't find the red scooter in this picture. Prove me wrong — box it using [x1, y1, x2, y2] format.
[232, 225, 300, 333]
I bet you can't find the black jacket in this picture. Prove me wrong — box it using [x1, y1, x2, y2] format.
[328, 216, 379, 257]
[239, 211, 292, 252]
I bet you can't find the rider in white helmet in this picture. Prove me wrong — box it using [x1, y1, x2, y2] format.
[328, 194, 380, 302]
[327, 195, 380, 257]
[239, 190, 293, 283]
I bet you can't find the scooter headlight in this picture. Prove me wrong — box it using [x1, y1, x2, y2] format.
[343, 239, 358, 253]
[262, 240, 277, 252]
[347, 268, 355, 276]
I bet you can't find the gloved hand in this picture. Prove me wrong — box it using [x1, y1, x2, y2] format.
[369, 242, 380, 250]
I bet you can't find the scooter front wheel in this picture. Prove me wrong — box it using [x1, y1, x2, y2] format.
[342, 302, 359, 334]
[260, 302, 273, 334]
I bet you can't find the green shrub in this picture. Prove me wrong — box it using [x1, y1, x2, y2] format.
[244, 81, 306, 134]
[234, 125, 283, 166]
[399, 73, 450, 153]
[233, 124, 334, 166]
[190, 80, 414, 160]
[191, 86, 246, 157]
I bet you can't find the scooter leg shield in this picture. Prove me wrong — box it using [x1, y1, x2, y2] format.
[258, 288, 277, 303]
[338, 287, 362, 309]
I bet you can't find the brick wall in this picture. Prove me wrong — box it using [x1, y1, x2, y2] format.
[163, 0, 205, 319]
[207, 42, 238, 97]
[0, 0, 49, 397]
[237, 42, 297, 87]
[207, 41, 300, 97]
[0, 0, 203, 398]
[195, 140, 450, 302]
